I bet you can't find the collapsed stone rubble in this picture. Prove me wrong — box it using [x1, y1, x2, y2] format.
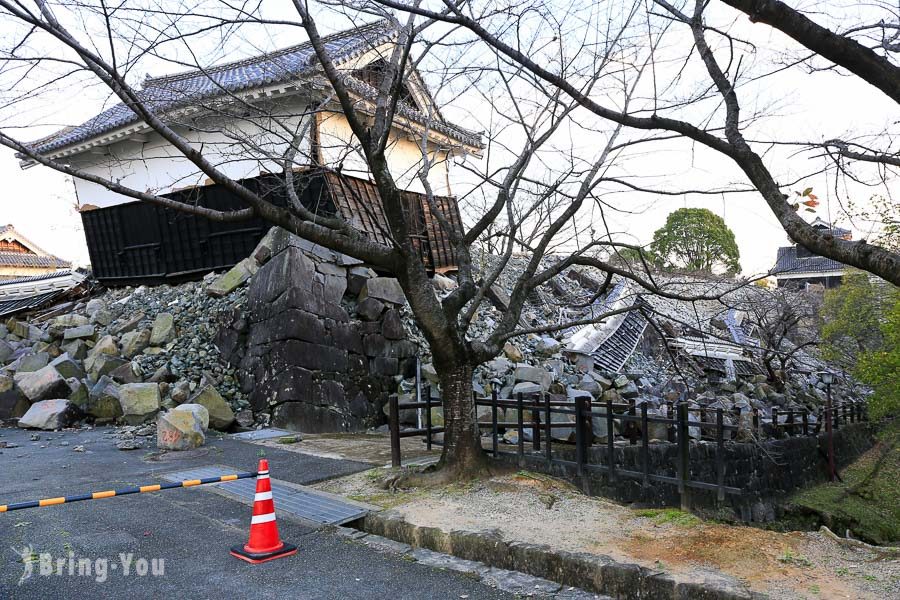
[0, 230, 865, 449]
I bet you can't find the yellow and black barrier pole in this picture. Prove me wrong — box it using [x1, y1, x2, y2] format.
[0, 471, 257, 513]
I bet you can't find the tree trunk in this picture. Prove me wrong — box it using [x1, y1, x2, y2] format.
[434, 360, 488, 476]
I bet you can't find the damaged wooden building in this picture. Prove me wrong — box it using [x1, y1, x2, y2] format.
[20, 20, 481, 283]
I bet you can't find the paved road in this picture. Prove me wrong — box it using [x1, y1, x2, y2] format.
[0, 426, 513, 599]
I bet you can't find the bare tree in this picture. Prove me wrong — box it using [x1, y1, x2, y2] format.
[373, 0, 900, 286]
[744, 288, 819, 386]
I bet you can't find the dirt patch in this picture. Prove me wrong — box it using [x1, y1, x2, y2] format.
[251, 432, 441, 465]
[316, 469, 900, 599]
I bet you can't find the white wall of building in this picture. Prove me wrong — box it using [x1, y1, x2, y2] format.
[69, 97, 454, 209]
[70, 96, 314, 208]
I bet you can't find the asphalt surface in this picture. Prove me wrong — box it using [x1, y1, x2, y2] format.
[0, 426, 514, 599]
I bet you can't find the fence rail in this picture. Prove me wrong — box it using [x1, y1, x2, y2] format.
[388, 386, 867, 504]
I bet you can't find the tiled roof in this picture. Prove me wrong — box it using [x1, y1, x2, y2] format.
[0, 270, 77, 285]
[0, 253, 71, 268]
[27, 20, 480, 155]
[772, 246, 845, 275]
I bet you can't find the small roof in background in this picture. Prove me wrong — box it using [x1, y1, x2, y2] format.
[0, 224, 71, 270]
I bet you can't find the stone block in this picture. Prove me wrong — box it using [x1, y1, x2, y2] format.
[87, 377, 122, 420]
[87, 354, 128, 381]
[149, 312, 176, 346]
[61, 339, 88, 360]
[514, 366, 552, 390]
[0, 374, 28, 420]
[120, 329, 151, 358]
[330, 322, 364, 354]
[157, 410, 205, 450]
[356, 297, 385, 321]
[359, 277, 405, 306]
[381, 309, 405, 340]
[0, 339, 13, 363]
[118, 383, 160, 425]
[109, 361, 142, 384]
[16, 351, 49, 373]
[206, 257, 258, 297]
[50, 353, 84, 380]
[173, 403, 210, 430]
[188, 385, 235, 430]
[63, 324, 96, 341]
[17, 399, 80, 430]
[17, 365, 71, 402]
[111, 311, 144, 335]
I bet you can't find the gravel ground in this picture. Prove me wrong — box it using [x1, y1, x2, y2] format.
[314, 469, 900, 599]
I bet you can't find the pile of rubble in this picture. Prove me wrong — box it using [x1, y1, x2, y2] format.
[394, 253, 865, 441]
[0, 260, 259, 450]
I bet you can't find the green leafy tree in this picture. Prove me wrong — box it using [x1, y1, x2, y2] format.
[821, 270, 896, 369]
[650, 208, 741, 274]
[855, 298, 900, 419]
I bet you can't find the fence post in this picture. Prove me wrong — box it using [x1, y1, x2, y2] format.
[677, 403, 690, 511]
[517, 392, 525, 468]
[491, 387, 499, 458]
[532, 398, 541, 452]
[802, 410, 809, 436]
[574, 395, 586, 477]
[666, 401, 675, 443]
[628, 399, 638, 445]
[544, 393, 552, 466]
[716, 407, 725, 503]
[787, 409, 795, 436]
[389, 394, 401, 468]
[606, 397, 616, 484]
[641, 402, 649, 488]
[772, 408, 779, 437]
[425, 385, 433, 451]
[753, 407, 760, 435]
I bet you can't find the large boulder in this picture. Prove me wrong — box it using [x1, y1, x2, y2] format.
[119, 329, 150, 359]
[111, 311, 144, 336]
[118, 383, 160, 425]
[149, 313, 176, 346]
[0, 374, 28, 420]
[514, 366, 552, 391]
[17, 399, 81, 430]
[87, 377, 123, 420]
[188, 385, 234, 430]
[358, 277, 405, 306]
[60, 339, 88, 360]
[92, 335, 119, 357]
[0, 339, 15, 363]
[16, 351, 50, 373]
[206, 257, 258, 297]
[86, 354, 128, 381]
[16, 365, 71, 402]
[50, 353, 84, 380]
[62, 324, 96, 341]
[109, 361, 142, 384]
[157, 410, 205, 450]
[173, 403, 210, 430]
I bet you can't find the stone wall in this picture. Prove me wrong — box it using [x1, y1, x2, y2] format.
[499, 422, 876, 520]
[215, 229, 418, 433]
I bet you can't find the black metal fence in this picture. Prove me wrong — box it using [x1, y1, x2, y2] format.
[388, 387, 868, 503]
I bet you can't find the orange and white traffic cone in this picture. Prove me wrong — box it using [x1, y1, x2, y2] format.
[230, 459, 297, 563]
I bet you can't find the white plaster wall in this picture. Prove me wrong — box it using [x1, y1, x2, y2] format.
[69, 99, 453, 209]
[316, 111, 452, 196]
[71, 97, 314, 208]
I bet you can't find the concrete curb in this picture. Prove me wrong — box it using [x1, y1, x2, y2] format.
[356, 511, 764, 600]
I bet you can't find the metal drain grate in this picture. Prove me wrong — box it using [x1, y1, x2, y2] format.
[229, 428, 295, 441]
[161, 466, 370, 526]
